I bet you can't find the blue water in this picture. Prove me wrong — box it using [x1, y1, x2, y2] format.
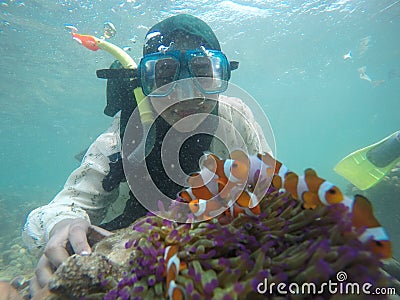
[0, 0, 399, 256]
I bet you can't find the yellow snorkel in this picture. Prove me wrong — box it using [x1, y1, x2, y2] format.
[71, 31, 155, 162]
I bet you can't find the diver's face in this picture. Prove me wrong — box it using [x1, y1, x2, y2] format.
[149, 32, 218, 128]
[150, 91, 218, 128]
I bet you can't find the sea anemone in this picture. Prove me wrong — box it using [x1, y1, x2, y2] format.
[101, 189, 391, 300]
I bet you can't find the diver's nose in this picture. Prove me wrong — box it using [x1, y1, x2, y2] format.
[175, 68, 197, 100]
[176, 81, 195, 99]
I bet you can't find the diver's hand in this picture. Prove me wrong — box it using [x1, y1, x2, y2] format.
[30, 218, 112, 296]
[0, 281, 23, 300]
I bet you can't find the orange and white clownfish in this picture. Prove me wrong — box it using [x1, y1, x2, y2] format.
[177, 167, 225, 221]
[164, 245, 186, 300]
[188, 190, 261, 220]
[177, 155, 225, 205]
[188, 198, 226, 221]
[178, 171, 217, 203]
[177, 151, 246, 219]
[342, 194, 392, 259]
[180, 151, 392, 259]
[201, 150, 250, 199]
[296, 169, 391, 258]
[257, 153, 344, 208]
[180, 150, 264, 220]
[181, 150, 392, 256]
[257, 152, 392, 258]
[295, 168, 344, 209]
[224, 190, 261, 218]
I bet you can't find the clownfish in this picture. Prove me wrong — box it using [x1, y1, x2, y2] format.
[225, 190, 261, 218]
[342, 195, 392, 259]
[299, 168, 344, 209]
[188, 198, 226, 221]
[179, 150, 262, 220]
[177, 167, 225, 221]
[201, 150, 250, 200]
[257, 152, 392, 258]
[179, 151, 391, 258]
[178, 171, 216, 203]
[164, 245, 186, 300]
[187, 190, 260, 221]
[257, 153, 344, 208]
[71, 32, 100, 51]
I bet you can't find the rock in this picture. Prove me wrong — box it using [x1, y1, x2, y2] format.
[48, 253, 125, 299]
[10, 245, 20, 252]
[93, 225, 143, 266]
[2, 250, 14, 262]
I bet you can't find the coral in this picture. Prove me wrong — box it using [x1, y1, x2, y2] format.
[0, 193, 39, 282]
[48, 253, 124, 299]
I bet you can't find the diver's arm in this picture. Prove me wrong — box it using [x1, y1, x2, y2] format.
[22, 115, 122, 255]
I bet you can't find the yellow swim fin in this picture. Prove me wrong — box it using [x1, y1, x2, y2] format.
[334, 130, 400, 190]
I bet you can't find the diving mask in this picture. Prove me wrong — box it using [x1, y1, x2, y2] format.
[138, 49, 235, 96]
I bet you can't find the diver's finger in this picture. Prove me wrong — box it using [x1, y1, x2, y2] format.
[29, 275, 41, 298]
[30, 284, 52, 300]
[44, 220, 73, 267]
[34, 256, 54, 288]
[68, 222, 92, 255]
[44, 239, 71, 268]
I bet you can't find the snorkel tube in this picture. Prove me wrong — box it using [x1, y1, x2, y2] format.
[71, 32, 155, 162]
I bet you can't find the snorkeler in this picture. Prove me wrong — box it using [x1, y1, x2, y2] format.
[22, 14, 270, 297]
[13, 13, 395, 300]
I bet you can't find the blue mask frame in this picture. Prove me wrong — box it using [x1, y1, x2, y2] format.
[138, 49, 232, 96]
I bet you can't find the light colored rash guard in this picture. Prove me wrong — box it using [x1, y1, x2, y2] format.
[22, 95, 272, 256]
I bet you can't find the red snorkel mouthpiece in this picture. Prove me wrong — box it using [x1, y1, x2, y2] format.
[72, 32, 100, 51]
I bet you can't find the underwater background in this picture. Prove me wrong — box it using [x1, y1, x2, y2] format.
[0, 0, 399, 279]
